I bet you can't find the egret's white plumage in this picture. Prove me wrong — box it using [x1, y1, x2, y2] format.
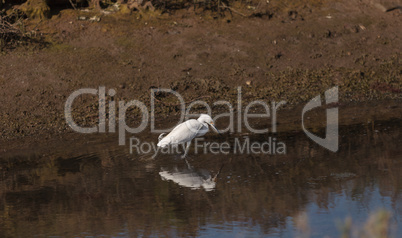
[157, 114, 219, 157]
[159, 162, 224, 191]
[159, 167, 216, 191]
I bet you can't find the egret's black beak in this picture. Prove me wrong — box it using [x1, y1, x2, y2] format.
[208, 122, 220, 134]
[213, 164, 224, 182]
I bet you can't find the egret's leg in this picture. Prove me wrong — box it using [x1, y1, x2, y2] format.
[181, 142, 191, 159]
[184, 157, 192, 169]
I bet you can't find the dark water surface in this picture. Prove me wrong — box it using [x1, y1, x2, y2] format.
[0, 120, 401, 237]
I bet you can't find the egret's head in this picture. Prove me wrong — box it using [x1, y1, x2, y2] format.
[198, 114, 220, 134]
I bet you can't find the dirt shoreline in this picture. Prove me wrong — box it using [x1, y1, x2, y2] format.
[0, 99, 401, 154]
[0, 0, 401, 144]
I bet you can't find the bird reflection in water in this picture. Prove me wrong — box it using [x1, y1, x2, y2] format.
[159, 160, 224, 191]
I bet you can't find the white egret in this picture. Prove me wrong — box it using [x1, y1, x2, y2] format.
[157, 114, 220, 158]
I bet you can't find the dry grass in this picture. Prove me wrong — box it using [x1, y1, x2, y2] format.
[0, 9, 47, 51]
[295, 209, 393, 238]
[361, 210, 392, 238]
[0, 13, 24, 50]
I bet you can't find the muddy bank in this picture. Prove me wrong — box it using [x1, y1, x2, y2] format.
[0, 0, 401, 142]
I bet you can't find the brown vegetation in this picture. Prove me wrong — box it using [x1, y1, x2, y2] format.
[0, 13, 23, 50]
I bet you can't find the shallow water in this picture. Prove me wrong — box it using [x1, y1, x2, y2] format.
[0, 120, 401, 237]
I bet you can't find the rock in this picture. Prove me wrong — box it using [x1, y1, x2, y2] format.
[19, 0, 50, 19]
[89, 16, 101, 22]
